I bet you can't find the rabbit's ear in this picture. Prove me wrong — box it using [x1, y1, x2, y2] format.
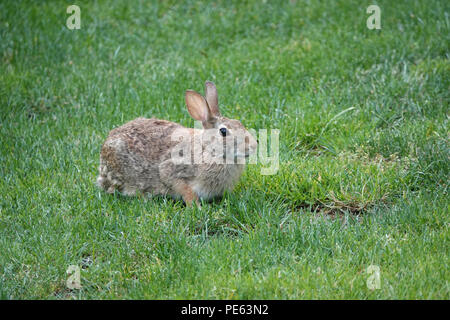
[185, 90, 212, 122]
[205, 81, 220, 116]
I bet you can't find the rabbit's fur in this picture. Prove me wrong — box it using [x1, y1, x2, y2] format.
[97, 81, 257, 206]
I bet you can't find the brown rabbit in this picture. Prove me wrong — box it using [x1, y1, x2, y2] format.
[97, 81, 258, 206]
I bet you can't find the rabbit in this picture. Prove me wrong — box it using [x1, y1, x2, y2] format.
[97, 81, 258, 206]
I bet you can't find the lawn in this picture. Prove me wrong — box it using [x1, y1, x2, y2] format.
[0, 0, 448, 299]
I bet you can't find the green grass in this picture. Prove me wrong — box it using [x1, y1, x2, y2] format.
[0, 0, 449, 299]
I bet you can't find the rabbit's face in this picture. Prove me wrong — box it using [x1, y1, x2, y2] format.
[211, 117, 258, 159]
[185, 81, 257, 162]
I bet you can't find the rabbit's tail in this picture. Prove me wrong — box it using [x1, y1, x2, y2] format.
[97, 159, 122, 194]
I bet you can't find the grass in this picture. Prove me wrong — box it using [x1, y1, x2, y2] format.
[0, 0, 449, 299]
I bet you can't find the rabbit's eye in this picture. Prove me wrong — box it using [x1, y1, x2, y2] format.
[219, 127, 227, 137]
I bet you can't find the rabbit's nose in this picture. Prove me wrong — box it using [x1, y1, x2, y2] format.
[245, 135, 258, 145]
